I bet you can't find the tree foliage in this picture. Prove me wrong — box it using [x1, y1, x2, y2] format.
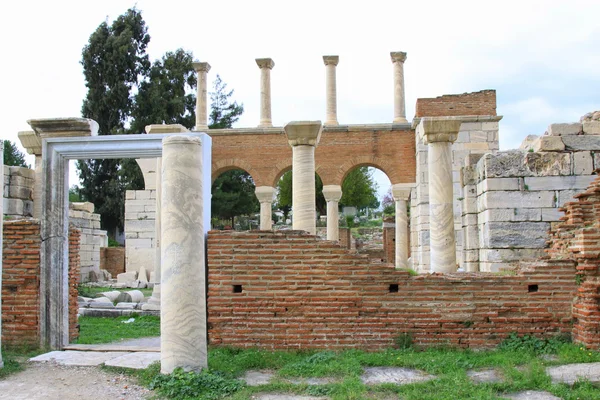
[211, 170, 259, 227]
[3, 140, 29, 168]
[209, 75, 244, 129]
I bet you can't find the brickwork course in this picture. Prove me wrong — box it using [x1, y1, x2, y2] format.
[415, 90, 497, 118]
[2, 220, 80, 346]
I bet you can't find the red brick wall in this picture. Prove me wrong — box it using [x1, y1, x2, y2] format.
[100, 247, 125, 277]
[2, 220, 80, 346]
[382, 218, 395, 264]
[338, 228, 351, 249]
[207, 230, 576, 350]
[415, 90, 496, 117]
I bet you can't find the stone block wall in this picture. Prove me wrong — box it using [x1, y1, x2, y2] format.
[460, 120, 600, 272]
[2, 220, 80, 346]
[68, 203, 107, 282]
[207, 230, 576, 350]
[411, 114, 501, 272]
[124, 189, 156, 276]
[3, 165, 34, 218]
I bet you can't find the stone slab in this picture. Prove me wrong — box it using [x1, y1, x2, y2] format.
[104, 351, 160, 369]
[466, 368, 503, 383]
[30, 351, 129, 366]
[546, 362, 600, 385]
[532, 136, 564, 152]
[504, 391, 561, 400]
[547, 123, 582, 136]
[360, 367, 435, 385]
[243, 370, 275, 386]
[482, 222, 550, 249]
[523, 175, 595, 191]
[583, 121, 600, 135]
[476, 178, 520, 194]
[478, 191, 555, 210]
[479, 209, 542, 223]
[562, 135, 600, 151]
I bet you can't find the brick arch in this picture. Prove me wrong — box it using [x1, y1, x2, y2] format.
[270, 161, 293, 187]
[327, 155, 397, 187]
[212, 158, 260, 186]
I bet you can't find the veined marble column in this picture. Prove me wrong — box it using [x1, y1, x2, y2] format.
[391, 52, 408, 123]
[256, 58, 275, 127]
[322, 185, 342, 241]
[0, 141, 4, 368]
[255, 186, 276, 230]
[419, 117, 462, 273]
[161, 135, 207, 373]
[284, 121, 323, 235]
[323, 56, 339, 126]
[193, 62, 211, 131]
[391, 183, 413, 269]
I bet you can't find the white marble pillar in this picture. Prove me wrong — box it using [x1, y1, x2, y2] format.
[419, 117, 462, 273]
[193, 62, 211, 131]
[322, 185, 342, 241]
[161, 135, 207, 373]
[284, 121, 323, 235]
[391, 184, 413, 269]
[255, 186, 275, 230]
[391, 52, 408, 123]
[0, 141, 3, 368]
[256, 58, 275, 127]
[323, 56, 339, 126]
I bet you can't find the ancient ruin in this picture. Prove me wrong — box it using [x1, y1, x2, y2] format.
[3, 52, 600, 374]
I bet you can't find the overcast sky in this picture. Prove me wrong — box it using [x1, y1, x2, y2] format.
[1, 0, 599, 195]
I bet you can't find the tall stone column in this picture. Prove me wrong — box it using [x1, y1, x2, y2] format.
[322, 185, 342, 241]
[391, 52, 408, 123]
[193, 62, 211, 131]
[0, 141, 4, 368]
[255, 186, 275, 230]
[284, 121, 323, 235]
[323, 56, 339, 126]
[161, 135, 207, 373]
[391, 183, 413, 269]
[256, 58, 275, 127]
[419, 117, 462, 273]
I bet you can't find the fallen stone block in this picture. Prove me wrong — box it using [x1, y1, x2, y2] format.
[519, 135, 539, 151]
[532, 136, 564, 152]
[97, 291, 122, 302]
[116, 290, 145, 303]
[117, 271, 137, 284]
[115, 302, 137, 309]
[89, 302, 115, 309]
[547, 123, 582, 136]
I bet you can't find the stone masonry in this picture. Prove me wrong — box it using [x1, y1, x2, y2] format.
[3, 165, 34, 218]
[68, 202, 107, 282]
[124, 189, 157, 278]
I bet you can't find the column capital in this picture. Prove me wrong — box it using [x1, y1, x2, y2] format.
[322, 185, 342, 202]
[18, 130, 42, 156]
[391, 183, 415, 201]
[28, 117, 99, 138]
[323, 55, 339, 66]
[193, 61, 211, 73]
[284, 121, 323, 147]
[256, 58, 275, 69]
[390, 51, 407, 63]
[255, 186, 276, 203]
[418, 117, 462, 144]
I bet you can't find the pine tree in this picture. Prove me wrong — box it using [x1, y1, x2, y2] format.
[3, 140, 29, 168]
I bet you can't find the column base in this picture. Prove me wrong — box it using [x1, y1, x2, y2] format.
[393, 117, 408, 124]
[258, 122, 273, 128]
[193, 125, 209, 131]
[324, 120, 339, 126]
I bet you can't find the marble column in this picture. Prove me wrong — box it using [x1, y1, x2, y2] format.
[323, 55, 339, 126]
[0, 141, 3, 368]
[193, 62, 211, 131]
[256, 58, 275, 127]
[322, 185, 342, 241]
[419, 117, 462, 273]
[284, 121, 323, 235]
[391, 183, 413, 269]
[255, 186, 275, 230]
[161, 135, 207, 373]
[391, 52, 408, 123]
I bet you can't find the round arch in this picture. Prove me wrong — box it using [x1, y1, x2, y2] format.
[212, 158, 258, 186]
[334, 155, 396, 187]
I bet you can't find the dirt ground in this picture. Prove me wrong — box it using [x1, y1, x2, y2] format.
[0, 361, 154, 400]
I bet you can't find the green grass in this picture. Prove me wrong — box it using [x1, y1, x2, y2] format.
[118, 341, 600, 400]
[0, 345, 48, 380]
[77, 284, 153, 298]
[75, 315, 160, 344]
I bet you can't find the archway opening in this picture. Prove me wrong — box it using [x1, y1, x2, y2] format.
[211, 168, 259, 230]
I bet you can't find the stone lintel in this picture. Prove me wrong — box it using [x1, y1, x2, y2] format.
[390, 51, 407, 63]
[284, 121, 323, 147]
[419, 117, 462, 144]
[18, 130, 42, 155]
[323, 55, 339, 66]
[28, 118, 99, 138]
[69, 202, 95, 213]
[391, 183, 415, 201]
[322, 185, 342, 202]
[256, 58, 275, 69]
[255, 186, 276, 203]
[192, 62, 211, 73]
[145, 124, 189, 134]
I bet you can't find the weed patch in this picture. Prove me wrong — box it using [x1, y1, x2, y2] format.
[150, 367, 245, 399]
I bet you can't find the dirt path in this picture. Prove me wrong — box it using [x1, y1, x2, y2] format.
[0, 361, 153, 400]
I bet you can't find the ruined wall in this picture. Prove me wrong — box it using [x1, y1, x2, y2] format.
[2, 220, 80, 345]
[207, 230, 576, 350]
[382, 218, 395, 264]
[461, 120, 600, 272]
[415, 90, 497, 118]
[411, 107, 501, 272]
[100, 247, 125, 278]
[124, 189, 156, 276]
[3, 165, 34, 218]
[68, 202, 107, 282]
